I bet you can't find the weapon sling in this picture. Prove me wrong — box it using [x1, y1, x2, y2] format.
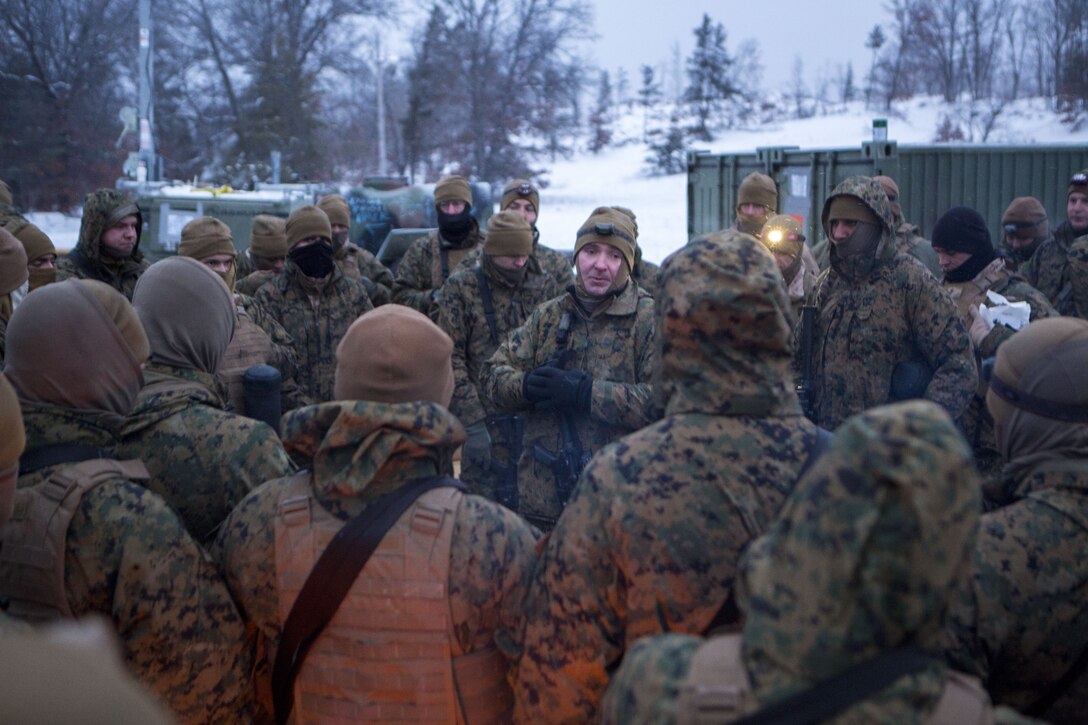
[271, 474, 465, 725]
[475, 265, 500, 346]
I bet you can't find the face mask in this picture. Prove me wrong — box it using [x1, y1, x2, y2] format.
[217, 262, 238, 293]
[289, 242, 335, 279]
[28, 267, 57, 291]
[437, 208, 474, 245]
[830, 221, 881, 258]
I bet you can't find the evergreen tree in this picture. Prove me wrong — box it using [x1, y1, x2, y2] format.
[684, 13, 737, 142]
[589, 70, 614, 154]
[646, 113, 687, 175]
[638, 64, 662, 142]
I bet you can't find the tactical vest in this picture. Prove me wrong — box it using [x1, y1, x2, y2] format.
[945, 258, 1013, 320]
[0, 459, 150, 623]
[274, 475, 512, 724]
[430, 237, 476, 290]
[678, 634, 991, 724]
[217, 306, 274, 415]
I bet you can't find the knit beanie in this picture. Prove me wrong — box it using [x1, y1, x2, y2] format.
[285, 205, 332, 250]
[760, 214, 806, 259]
[610, 206, 639, 240]
[0, 227, 28, 295]
[484, 211, 534, 257]
[5, 219, 54, 263]
[334, 304, 455, 407]
[932, 206, 995, 282]
[738, 172, 778, 211]
[0, 373, 24, 476]
[828, 196, 882, 226]
[434, 175, 473, 210]
[575, 208, 637, 272]
[500, 180, 539, 216]
[249, 215, 288, 258]
[1069, 169, 1088, 199]
[317, 194, 351, 227]
[178, 216, 236, 260]
[1002, 197, 1049, 239]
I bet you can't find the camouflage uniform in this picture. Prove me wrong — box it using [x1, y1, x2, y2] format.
[895, 220, 942, 278]
[458, 238, 574, 294]
[808, 177, 977, 429]
[438, 257, 562, 497]
[232, 292, 307, 411]
[335, 241, 394, 305]
[10, 402, 252, 723]
[513, 232, 823, 724]
[1022, 221, 1086, 316]
[481, 281, 657, 530]
[119, 363, 293, 543]
[392, 225, 484, 318]
[601, 401, 1037, 725]
[632, 246, 661, 294]
[55, 189, 149, 300]
[945, 258, 1056, 477]
[236, 268, 276, 297]
[1067, 233, 1088, 319]
[254, 261, 374, 403]
[213, 399, 539, 722]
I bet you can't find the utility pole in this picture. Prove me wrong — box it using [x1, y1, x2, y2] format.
[138, 0, 159, 182]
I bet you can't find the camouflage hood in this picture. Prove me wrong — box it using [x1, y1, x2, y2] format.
[822, 176, 897, 278]
[74, 189, 144, 265]
[122, 364, 224, 438]
[281, 399, 466, 499]
[738, 401, 980, 719]
[654, 230, 801, 417]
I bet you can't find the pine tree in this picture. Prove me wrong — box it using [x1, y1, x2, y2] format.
[588, 70, 613, 154]
[646, 113, 687, 175]
[684, 13, 737, 142]
[638, 64, 662, 142]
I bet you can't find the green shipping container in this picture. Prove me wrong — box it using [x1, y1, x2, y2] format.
[688, 141, 1088, 246]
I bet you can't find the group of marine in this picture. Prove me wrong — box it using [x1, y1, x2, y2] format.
[0, 168, 1085, 723]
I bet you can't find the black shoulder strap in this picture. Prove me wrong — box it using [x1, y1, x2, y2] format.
[796, 425, 833, 482]
[731, 647, 932, 725]
[18, 444, 110, 475]
[271, 475, 466, 725]
[475, 265, 500, 346]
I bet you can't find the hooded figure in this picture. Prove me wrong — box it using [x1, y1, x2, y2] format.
[392, 175, 485, 319]
[119, 256, 292, 543]
[214, 304, 538, 724]
[55, 189, 149, 300]
[601, 401, 1020, 725]
[482, 207, 657, 532]
[514, 230, 824, 724]
[0, 279, 251, 722]
[943, 317, 1088, 722]
[808, 176, 977, 429]
[437, 210, 562, 496]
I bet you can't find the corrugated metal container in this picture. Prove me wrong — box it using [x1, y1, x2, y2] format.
[688, 141, 1088, 245]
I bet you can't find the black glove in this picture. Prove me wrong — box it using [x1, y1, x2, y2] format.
[523, 365, 592, 411]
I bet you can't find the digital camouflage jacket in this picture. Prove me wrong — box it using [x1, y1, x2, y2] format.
[514, 233, 823, 724]
[808, 176, 977, 429]
[9, 401, 252, 723]
[213, 399, 539, 721]
[253, 261, 374, 403]
[56, 189, 149, 300]
[392, 226, 484, 318]
[481, 281, 657, 529]
[119, 364, 293, 543]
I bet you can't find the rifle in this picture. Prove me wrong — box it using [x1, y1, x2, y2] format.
[488, 413, 523, 512]
[796, 304, 817, 420]
[531, 312, 592, 509]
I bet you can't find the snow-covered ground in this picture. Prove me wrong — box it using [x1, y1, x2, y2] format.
[26, 97, 1088, 263]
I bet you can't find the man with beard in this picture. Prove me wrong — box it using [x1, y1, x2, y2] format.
[999, 196, 1050, 270]
[482, 207, 656, 532]
[316, 193, 393, 305]
[393, 175, 484, 320]
[438, 210, 562, 502]
[255, 205, 374, 403]
[56, 189, 148, 300]
[806, 176, 976, 430]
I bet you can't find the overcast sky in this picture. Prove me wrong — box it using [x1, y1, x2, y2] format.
[586, 1, 890, 91]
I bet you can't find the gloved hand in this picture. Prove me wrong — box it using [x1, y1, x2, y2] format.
[968, 305, 991, 347]
[462, 421, 492, 472]
[523, 366, 592, 411]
